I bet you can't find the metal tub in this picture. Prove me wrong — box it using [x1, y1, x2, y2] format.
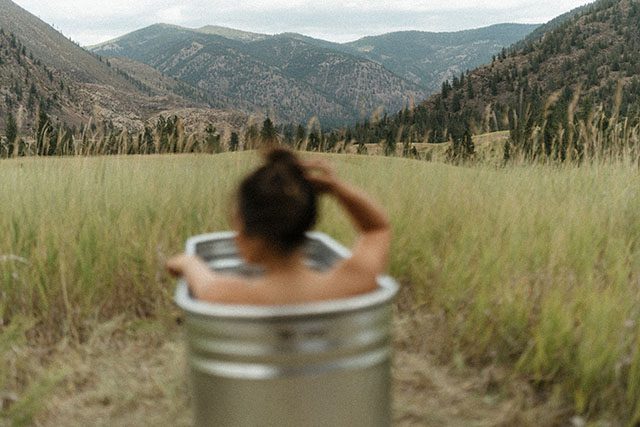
[175, 232, 399, 427]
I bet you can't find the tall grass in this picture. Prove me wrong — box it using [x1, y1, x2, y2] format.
[1, 152, 640, 422]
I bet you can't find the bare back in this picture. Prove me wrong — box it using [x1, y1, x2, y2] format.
[195, 258, 381, 305]
[167, 157, 391, 306]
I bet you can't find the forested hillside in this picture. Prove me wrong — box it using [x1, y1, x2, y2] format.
[91, 24, 426, 126]
[91, 22, 539, 126]
[353, 0, 640, 161]
[345, 24, 539, 92]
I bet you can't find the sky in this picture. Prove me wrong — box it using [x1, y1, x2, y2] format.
[12, 0, 595, 46]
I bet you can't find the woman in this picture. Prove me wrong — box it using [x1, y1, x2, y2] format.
[166, 148, 391, 305]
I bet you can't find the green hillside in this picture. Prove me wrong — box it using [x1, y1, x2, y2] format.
[345, 24, 540, 92]
[0, 0, 145, 88]
[0, 0, 229, 139]
[258, 25, 540, 94]
[353, 0, 640, 161]
[91, 24, 425, 126]
[90, 22, 539, 127]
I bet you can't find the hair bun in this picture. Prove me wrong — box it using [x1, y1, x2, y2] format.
[264, 147, 299, 167]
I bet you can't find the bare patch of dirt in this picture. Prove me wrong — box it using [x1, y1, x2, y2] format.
[33, 319, 191, 427]
[29, 309, 568, 426]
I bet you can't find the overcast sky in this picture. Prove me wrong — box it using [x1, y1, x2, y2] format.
[12, 0, 594, 46]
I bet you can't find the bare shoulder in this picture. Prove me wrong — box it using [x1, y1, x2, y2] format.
[195, 275, 260, 305]
[316, 259, 378, 300]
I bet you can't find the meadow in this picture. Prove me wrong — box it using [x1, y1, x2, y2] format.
[1, 152, 640, 425]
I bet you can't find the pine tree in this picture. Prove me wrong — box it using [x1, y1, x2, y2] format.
[383, 126, 396, 156]
[466, 78, 474, 99]
[463, 130, 475, 157]
[357, 139, 367, 154]
[503, 139, 511, 163]
[27, 83, 37, 112]
[244, 124, 259, 150]
[205, 124, 222, 153]
[441, 80, 451, 99]
[260, 117, 277, 146]
[229, 132, 240, 152]
[451, 92, 462, 112]
[307, 131, 320, 151]
[5, 111, 18, 156]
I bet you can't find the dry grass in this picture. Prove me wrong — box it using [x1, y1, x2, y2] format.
[344, 131, 510, 164]
[22, 314, 545, 427]
[2, 152, 640, 424]
[35, 319, 190, 427]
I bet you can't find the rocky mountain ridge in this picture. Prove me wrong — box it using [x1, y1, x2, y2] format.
[91, 23, 539, 125]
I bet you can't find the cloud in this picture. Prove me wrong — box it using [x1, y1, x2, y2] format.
[12, 0, 594, 45]
[154, 5, 188, 23]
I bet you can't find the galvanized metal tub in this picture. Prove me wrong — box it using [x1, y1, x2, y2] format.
[175, 231, 399, 427]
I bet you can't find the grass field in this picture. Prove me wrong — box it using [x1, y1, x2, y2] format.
[1, 152, 640, 425]
[347, 130, 510, 163]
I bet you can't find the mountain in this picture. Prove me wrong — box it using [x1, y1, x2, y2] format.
[91, 24, 426, 126]
[91, 22, 539, 126]
[0, 0, 255, 139]
[352, 0, 640, 159]
[195, 26, 268, 42]
[0, 18, 162, 134]
[344, 24, 540, 92]
[246, 25, 540, 94]
[241, 35, 425, 121]
[0, 28, 85, 132]
[0, 0, 142, 88]
[517, 2, 595, 46]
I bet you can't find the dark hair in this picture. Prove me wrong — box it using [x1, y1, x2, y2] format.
[237, 147, 317, 254]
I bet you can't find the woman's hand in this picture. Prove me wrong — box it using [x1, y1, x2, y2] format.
[166, 254, 192, 277]
[302, 159, 339, 194]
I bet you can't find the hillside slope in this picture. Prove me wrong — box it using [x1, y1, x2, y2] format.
[0, 0, 255, 139]
[345, 24, 540, 92]
[0, 0, 144, 88]
[91, 24, 425, 126]
[352, 0, 640, 159]
[254, 25, 539, 94]
[0, 28, 86, 133]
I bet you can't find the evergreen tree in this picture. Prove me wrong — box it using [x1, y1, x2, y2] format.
[325, 133, 339, 152]
[229, 132, 239, 152]
[27, 84, 37, 113]
[244, 124, 259, 150]
[441, 80, 451, 99]
[295, 124, 306, 149]
[205, 124, 222, 154]
[260, 117, 277, 146]
[357, 139, 367, 155]
[5, 111, 18, 157]
[503, 139, 512, 163]
[451, 92, 462, 112]
[402, 138, 411, 158]
[466, 78, 474, 99]
[383, 126, 396, 156]
[447, 122, 474, 162]
[463, 130, 475, 157]
[307, 131, 320, 151]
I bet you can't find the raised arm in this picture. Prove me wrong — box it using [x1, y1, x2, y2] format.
[303, 159, 391, 286]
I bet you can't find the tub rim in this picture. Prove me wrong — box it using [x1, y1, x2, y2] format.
[174, 231, 399, 319]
